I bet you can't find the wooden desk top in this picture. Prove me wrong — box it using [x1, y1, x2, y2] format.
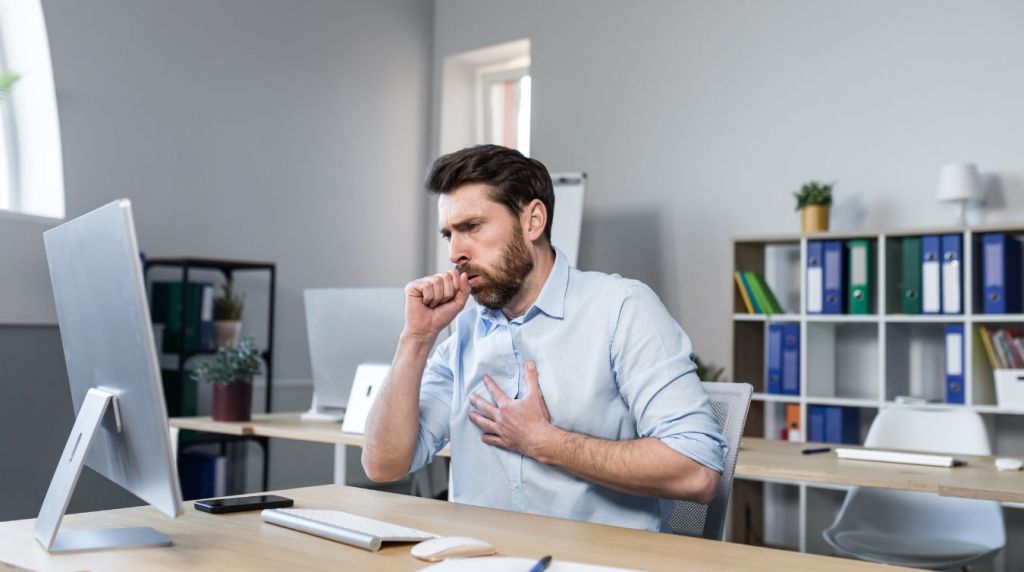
[0, 484, 897, 571]
[170, 414, 1024, 503]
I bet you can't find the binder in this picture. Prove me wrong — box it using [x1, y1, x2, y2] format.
[941, 234, 963, 314]
[901, 237, 922, 314]
[766, 324, 783, 394]
[982, 233, 1023, 314]
[738, 272, 763, 314]
[825, 406, 860, 444]
[847, 239, 872, 314]
[808, 405, 826, 442]
[806, 241, 824, 314]
[921, 235, 942, 314]
[734, 272, 755, 313]
[944, 324, 965, 404]
[744, 272, 774, 314]
[823, 241, 844, 314]
[749, 272, 785, 314]
[781, 323, 800, 396]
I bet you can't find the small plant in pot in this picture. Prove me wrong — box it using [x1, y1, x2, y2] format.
[213, 281, 245, 348]
[794, 181, 834, 233]
[191, 336, 262, 421]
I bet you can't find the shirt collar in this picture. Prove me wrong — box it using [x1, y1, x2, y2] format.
[476, 246, 571, 335]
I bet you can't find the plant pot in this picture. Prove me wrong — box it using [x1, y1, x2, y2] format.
[214, 320, 242, 349]
[801, 205, 830, 233]
[212, 382, 252, 422]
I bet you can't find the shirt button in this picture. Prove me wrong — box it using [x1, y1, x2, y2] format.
[510, 481, 520, 490]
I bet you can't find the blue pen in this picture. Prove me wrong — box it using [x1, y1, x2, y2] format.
[529, 555, 552, 572]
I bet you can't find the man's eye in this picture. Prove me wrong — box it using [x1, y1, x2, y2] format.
[467, 223, 479, 231]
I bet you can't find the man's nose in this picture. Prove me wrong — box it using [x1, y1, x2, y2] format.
[448, 234, 469, 266]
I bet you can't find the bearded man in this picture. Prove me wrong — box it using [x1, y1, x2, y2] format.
[362, 145, 726, 532]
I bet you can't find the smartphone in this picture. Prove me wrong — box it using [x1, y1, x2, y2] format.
[194, 494, 293, 514]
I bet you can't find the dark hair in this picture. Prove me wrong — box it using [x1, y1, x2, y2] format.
[426, 145, 555, 242]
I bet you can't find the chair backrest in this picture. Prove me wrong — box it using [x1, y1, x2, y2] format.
[667, 381, 752, 540]
[864, 407, 991, 455]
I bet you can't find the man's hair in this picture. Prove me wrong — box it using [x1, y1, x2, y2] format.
[426, 144, 555, 242]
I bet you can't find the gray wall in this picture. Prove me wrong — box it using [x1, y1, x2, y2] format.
[432, 0, 1024, 374]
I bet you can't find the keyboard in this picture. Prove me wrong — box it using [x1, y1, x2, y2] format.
[261, 508, 437, 552]
[835, 447, 964, 468]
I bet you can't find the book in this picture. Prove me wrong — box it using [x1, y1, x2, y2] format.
[738, 272, 763, 313]
[749, 272, 786, 314]
[979, 326, 1000, 369]
[734, 272, 755, 313]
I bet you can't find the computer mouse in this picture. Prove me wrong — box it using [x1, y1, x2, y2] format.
[410, 536, 496, 561]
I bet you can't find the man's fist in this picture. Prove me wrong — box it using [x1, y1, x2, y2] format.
[403, 268, 470, 340]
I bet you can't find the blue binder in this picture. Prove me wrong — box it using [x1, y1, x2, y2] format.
[806, 241, 824, 314]
[782, 323, 800, 396]
[823, 241, 844, 314]
[825, 406, 860, 444]
[945, 324, 965, 404]
[808, 405, 827, 442]
[766, 323, 783, 394]
[941, 234, 962, 314]
[921, 235, 942, 314]
[982, 233, 1023, 314]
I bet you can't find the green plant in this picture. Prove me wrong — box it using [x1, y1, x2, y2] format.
[213, 281, 245, 321]
[191, 336, 262, 385]
[0, 71, 19, 102]
[694, 354, 725, 382]
[793, 181, 834, 211]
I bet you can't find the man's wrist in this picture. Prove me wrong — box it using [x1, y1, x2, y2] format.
[529, 424, 567, 465]
[399, 330, 438, 349]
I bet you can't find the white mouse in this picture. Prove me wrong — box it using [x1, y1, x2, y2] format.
[411, 536, 496, 561]
[995, 457, 1023, 471]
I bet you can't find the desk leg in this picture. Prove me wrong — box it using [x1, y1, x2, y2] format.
[333, 444, 347, 485]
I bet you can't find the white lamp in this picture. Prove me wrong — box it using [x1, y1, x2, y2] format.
[937, 162, 983, 226]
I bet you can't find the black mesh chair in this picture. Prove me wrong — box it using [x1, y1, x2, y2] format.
[667, 382, 752, 540]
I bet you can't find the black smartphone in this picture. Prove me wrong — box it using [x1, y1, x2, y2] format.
[194, 494, 293, 514]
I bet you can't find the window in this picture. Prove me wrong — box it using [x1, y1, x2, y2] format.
[0, 0, 65, 219]
[480, 67, 531, 157]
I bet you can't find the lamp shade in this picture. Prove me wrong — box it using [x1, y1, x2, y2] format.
[937, 162, 983, 203]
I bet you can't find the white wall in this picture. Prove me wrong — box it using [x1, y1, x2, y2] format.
[0, 0, 434, 381]
[432, 0, 1024, 376]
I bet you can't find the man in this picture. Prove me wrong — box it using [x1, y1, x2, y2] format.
[362, 145, 726, 532]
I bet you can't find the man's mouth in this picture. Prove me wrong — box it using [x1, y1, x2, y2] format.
[468, 275, 481, 287]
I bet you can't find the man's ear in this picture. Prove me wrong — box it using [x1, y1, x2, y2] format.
[523, 199, 547, 242]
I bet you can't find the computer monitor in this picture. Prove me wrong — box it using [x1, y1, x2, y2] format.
[35, 199, 182, 553]
[301, 288, 406, 422]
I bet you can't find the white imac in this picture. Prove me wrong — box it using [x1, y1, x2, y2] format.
[301, 288, 407, 422]
[36, 199, 183, 552]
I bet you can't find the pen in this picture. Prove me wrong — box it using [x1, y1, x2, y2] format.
[528, 555, 552, 572]
[802, 447, 831, 455]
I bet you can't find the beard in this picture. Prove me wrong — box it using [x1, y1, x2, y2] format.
[459, 220, 535, 309]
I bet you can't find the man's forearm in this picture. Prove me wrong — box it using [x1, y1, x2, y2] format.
[533, 429, 719, 502]
[361, 332, 435, 481]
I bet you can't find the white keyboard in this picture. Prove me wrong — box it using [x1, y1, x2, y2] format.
[835, 448, 964, 468]
[261, 508, 437, 552]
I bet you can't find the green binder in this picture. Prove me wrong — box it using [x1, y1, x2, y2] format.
[151, 282, 213, 352]
[747, 272, 785, 314]
[901, 237, 922, 314]
[847, 239, 872, 314]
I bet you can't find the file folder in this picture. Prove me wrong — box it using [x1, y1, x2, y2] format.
[825, 406, 860, 444]
[738, 272, 763, 313]
[847, 239, 872, 314]
[982, 233, 1023, 314]
[941, 234, 962, 314]
[808, 405, 826, 442]
[921, 235, 942, 314]
[766, 323, 783, 394]
[823, 241, 844, 314]
[734, 272, 756, 314]
[901, 237, 922, 314]
[782, 323, 800, 396]
[806, 241, 823, 314]
[944, 324, 965, 404]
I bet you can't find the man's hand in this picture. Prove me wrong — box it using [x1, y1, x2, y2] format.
[468, 361, 557, 460]
[404, 268, 470, 341]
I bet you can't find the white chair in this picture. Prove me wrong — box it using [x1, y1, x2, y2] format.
[823, 408, 1005, 570]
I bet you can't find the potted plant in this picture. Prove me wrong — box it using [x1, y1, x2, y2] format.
[213, 280, 245, 348]
[794, 181, 834, 233]
[191, 336, 262, 421]
[694, 354, 725, 382]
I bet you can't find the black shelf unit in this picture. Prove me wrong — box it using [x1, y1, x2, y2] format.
[143, 257, 276, 494]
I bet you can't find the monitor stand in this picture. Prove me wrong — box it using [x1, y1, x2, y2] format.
[34, 388, 172, 553]
[300, 394, 345, 423]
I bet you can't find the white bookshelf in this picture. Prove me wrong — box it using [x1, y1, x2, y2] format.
[729, 226, 1024, 559]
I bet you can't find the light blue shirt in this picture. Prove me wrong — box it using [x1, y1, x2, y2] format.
[410, 248, 727, 531]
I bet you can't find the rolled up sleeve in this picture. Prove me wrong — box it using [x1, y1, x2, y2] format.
[610, 283, 727, 473]
[408, 335, 455, 474]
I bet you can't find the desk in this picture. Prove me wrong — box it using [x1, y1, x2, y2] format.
[0, 484, 899, 571]
[170, 414, 1024, 503]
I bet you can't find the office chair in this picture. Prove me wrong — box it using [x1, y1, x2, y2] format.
[823, 408, 1005, 570]
[667, 381, 753, 541]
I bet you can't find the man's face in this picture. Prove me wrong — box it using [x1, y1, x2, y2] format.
[438, 184, 534, 309]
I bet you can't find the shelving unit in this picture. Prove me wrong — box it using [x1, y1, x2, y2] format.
[728, 224, 1024, 558]
[144, 257, 277, 495]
